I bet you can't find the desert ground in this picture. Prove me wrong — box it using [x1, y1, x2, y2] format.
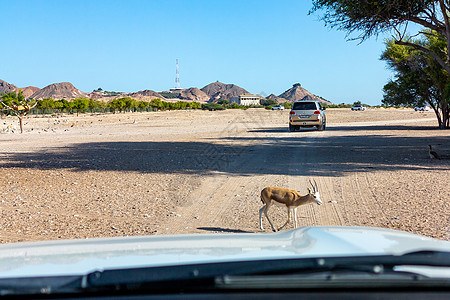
[0, 108, 448, 243]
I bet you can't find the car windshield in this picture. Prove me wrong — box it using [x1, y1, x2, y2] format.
[0, 1, 449, 294]
[292, 102, 317, 110]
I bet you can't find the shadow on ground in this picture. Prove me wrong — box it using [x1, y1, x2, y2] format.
[1, 124, 448, 176]
[249, 124, 443, 133]
[197, 227, 253, 233]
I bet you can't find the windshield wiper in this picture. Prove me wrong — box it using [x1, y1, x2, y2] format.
[78, 251, 450, 292]
[1, 251, 449, 296]
[215, 251, 450, 290]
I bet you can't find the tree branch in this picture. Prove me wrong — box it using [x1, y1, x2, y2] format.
[423, 6, 445, 28]
[395, 40, 450, 73]
[441, 0, 450, 12]
[0, 101, 14, 111]
[419, 30, 447, 41]
[408, 15, 444, 34]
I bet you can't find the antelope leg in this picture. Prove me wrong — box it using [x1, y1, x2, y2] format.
[259, 206, 265, 231]
[278, 206, 292, 231]
[294, 207, 298, 228]
[263, 204, 277, 232]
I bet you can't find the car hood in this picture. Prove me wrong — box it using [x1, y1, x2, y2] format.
[0, 226, 449, 278]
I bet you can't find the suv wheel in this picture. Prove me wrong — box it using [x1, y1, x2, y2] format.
[317, 121, 326, 131]
[289, 123, 295, 132]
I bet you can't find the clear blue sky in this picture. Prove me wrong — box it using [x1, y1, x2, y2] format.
[1, 0, 395, 105]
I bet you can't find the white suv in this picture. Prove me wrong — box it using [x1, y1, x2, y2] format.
[289, 101, 326, 131]
[351, 105, 366, 111]
[271, 105, 285, 110]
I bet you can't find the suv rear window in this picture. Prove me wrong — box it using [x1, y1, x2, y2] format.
[292, 102, 317, 110]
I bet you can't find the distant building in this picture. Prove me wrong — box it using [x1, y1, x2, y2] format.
[230, 93, 261, 106]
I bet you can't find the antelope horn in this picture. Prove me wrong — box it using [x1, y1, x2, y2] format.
[309, 179, 314, 193]
[313, 179, 318, 191]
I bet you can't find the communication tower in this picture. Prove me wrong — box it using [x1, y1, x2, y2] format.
[175, 59, 180, 89]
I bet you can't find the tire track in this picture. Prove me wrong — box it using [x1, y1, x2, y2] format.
[314, 176, 345, 226]
[338, 172, 384, 228]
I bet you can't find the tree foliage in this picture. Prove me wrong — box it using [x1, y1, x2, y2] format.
[149, 98, 201, 111]
[72, 98, 91, 115]
[108, 98, 126, 113]
[57, 99, 72, 112]
[201, 103, 226, 111]
[381, 33, 450, 128]
[261, 99, 278, 106]
[36, 98, 55, 110]
[137, 100, 150, 111]
[281, 101, 293, 109]
[217, 99, 229, 105]
[0, 90, 37, 133]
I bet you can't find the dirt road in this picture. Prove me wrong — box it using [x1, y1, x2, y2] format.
[160, 112, 448, 239]
[0, 109, 448, 243]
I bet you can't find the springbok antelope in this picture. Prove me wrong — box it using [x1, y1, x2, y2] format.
[259, 180, 322, 232]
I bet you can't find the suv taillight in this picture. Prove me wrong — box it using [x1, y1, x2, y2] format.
[289, 111, 295, 115]
[314, 110, 320, 114]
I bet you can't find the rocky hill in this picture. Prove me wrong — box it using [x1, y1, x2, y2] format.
[0, 79, 18, 94]
[267, 93, 286, 103]
[86, 91, 103, 100]
[126, 90, 166, 101]
[21, 86, 41, 98]
[178, 88, 210, 102]
[201, 81, 248, 102]
[2, 78, 332, 105]
[31, 82, 87, 100]
[278, 83, 332, 105]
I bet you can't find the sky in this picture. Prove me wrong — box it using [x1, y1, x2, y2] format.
[1, 0, 397, 105]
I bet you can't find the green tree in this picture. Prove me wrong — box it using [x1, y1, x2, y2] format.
[108, 98, 126, 113]
[217, 99, 229, 105]
[120, 97, 137, 112]
[137, 101, 150, 112]
[281, 101, 293, 109]
[0, 90, 37, 133]
[227, 102, 243, 109]
[94, 100, 107, 113]
[381, 34, 450, 128]
[53, 99, 64, 112]
[261, 99, 277, 106]
[201, 103, 225, 111]
[72, 98, 91, 116]
[88, 99, 97, 112]
[150, 98, 164, 111]
[187, 101, 201, 109]
[55, 99, 72, 113]
[36, 98, 55, 113]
